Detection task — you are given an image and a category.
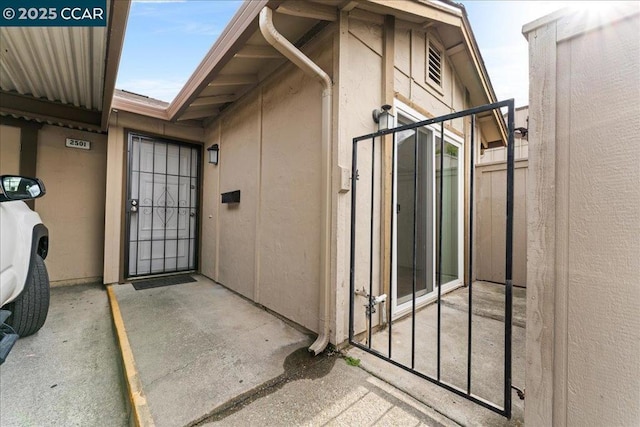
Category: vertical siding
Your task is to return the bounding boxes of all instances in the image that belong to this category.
[561,16,640,426]
[217,92,260,300]
[344,23,384,336]
[526,10,640,426]
[200,37,331,333]
[475,160,527,287]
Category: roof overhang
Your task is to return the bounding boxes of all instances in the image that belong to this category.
[113,0,506,144]
[0,0,130,132]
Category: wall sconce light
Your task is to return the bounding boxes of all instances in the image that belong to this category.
[372,104,394,131]
[207,144,219,165]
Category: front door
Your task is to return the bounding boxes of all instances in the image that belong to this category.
[126,133,199,277]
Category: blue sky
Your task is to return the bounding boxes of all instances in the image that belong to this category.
[115,1,584,106]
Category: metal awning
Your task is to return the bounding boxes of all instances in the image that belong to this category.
[0,0,130,131]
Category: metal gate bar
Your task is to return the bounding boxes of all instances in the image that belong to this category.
[349,99,515,418]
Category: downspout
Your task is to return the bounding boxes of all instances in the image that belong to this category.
[259,7,332,355]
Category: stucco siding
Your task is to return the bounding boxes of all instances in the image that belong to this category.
[36,125,107,283]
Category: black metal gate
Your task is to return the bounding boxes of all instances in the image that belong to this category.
[125,133,200,278]
[349,100,515,417]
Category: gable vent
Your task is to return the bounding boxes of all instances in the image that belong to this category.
[428,43,442,87]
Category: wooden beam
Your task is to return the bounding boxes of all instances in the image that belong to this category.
[365,0,461,27]
[339,1,359,12]
[234,45,282,59]
[0,91,102,130]
[0,115,42,129]
[446,42,465,56]
[190,94,237,107]
[207,74,259,87]
[276,1,338,21]
[178,106,219,121]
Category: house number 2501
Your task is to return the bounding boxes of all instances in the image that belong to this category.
[65,138,91,150]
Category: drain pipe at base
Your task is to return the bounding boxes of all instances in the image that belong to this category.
[259,7,333,356]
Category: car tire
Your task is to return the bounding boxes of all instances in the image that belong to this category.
[6,255,50,337]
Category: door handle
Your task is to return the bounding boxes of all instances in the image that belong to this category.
[129,199,138,213]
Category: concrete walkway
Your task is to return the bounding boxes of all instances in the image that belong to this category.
[0,283,128,426]
[111,276,311,427]
[113,276,525,427]
[1,276,525,426]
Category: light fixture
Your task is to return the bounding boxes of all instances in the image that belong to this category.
[372,104,394,131]
[207,144,219,165]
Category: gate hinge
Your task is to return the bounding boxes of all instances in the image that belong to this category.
[512,385,525,400]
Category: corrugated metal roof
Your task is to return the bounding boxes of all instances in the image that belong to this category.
[0,1,130,130]
[0,25,107,111]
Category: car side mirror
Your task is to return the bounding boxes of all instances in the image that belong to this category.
[0,175,46,201]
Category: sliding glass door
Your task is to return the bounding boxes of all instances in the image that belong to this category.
[392,104,463,316]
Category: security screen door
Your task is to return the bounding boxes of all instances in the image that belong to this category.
[126,133,199,277]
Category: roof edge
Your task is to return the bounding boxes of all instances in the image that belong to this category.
[101,0,131,130]
[167,0,271,121]
[112,94,169,121]
[457,5,508,142]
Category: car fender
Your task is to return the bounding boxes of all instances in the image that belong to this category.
[0,201,47,307]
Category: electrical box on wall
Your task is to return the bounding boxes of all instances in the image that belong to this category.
[339,166,351,193]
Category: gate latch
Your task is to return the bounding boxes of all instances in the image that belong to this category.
[355,288,387,317]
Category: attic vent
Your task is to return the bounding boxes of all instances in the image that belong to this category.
[427,42,442,87]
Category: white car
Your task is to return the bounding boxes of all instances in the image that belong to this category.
[0,175,50,364]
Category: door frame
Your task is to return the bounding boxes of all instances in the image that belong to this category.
[391,100,465,318]
[123,131,202,279]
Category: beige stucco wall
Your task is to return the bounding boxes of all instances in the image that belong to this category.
[35,125,107,284]
[103,111,204,284]
[525,8,640,426]
[0,125,21,175]
[200,33,330,333]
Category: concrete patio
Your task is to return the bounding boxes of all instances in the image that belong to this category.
[1,276,525,426]
[349,281,526,426]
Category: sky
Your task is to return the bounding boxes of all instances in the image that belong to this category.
[115,1,609,107]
